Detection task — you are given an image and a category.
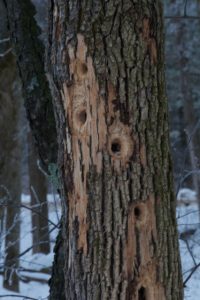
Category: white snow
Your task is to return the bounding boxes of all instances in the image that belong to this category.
[0,190,200,299]
[0,193,61,300]
[177,189,200,300]
[177,188,197,204]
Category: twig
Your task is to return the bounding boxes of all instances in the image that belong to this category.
[30,186,40,205]
[165,15,200,20]
[178,223,200,226]
[0,47,12,58]
[21,204,59,227]
[0,295,40,300]
[17,241,50,258]
[185,240,196,266]
[183,261,200,287]
[177,210,199,219]
[184,0,188,17]
[0,37,10,44]
[0,202,59,228]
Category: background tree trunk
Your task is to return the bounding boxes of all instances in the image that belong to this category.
[4,0,57,170]
[28,131,50,254]
[4,0,64,293]
[0,0,22,292]
[47,1,183,299]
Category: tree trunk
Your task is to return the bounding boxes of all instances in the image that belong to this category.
[0,1,21,292]
[4,0,57,171]
[1,53,21,293]
[48,221,65,300]
[28,131,50,254]
[47,1,183,299]
[4,0,63,292]
[178,21,200,215]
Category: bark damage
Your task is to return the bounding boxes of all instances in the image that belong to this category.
[47,1,183,299]
[125,195,165,299]
[61,34,165,299]
[62,34,133,256]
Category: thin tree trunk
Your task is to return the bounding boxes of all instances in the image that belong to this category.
[28,131,50,254]
[48,222,65,300]
[4,0,57,170]
[1,54,21,292]
[178,21,200,216]
[4,0,63,292]
[0,1,21,292]
[47,1,183,299]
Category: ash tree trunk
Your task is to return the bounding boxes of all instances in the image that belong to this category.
[47,0,183,299]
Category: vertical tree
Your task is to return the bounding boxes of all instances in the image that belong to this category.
[46,1,183,299]
[0,0,21,291]
[28,131,50,254]
[165,0,200,199]
[4,0,63,296]
[5,0,183,298]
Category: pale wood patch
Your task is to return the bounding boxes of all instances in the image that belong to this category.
[124,195,166,299]
[62,34,107,254]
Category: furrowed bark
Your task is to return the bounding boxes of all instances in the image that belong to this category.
[48,221,65,300]
[4,0,57,169]
[4,0,62,293]
[47,1,183,299]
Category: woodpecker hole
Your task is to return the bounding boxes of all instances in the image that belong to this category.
[77,110,87,125]
[134,206,141,219]
[134,204,147,224]
[111,139,121,154]
[81,63,88,74]
[138,286,146,300]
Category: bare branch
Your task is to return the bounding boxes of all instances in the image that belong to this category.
[0,202,59,228]
[184,0,188,17]
[183,262,200,287]
[165,15,200,20]
[0,295,46,300]
[177,210,199,219]
[0,47,12,58]
[0,37,10,44]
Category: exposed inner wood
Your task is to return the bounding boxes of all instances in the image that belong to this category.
[62,34,135,255]
[62,35,106,254]
[47,1,183,298]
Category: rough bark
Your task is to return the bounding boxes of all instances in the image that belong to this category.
[48,221,65,300]
[47,1,183,299]
[28,131,50,254]
[4,0,64,294]
[4,0,57,170]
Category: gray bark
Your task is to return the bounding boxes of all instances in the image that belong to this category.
[4,0,57,170]
[47,1,183,299]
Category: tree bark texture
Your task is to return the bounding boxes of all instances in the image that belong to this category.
[4,0,57,170]
[47,1,183,299]
[48,221,65,300]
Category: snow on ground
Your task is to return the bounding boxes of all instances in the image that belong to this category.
[0,189,200,299]
[177,188,200,300]
[0,193,61,300]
